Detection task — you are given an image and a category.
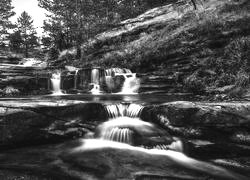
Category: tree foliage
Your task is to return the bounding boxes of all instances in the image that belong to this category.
[38,0,170,58]
[9,30,23,52]
[0,0,15,46]
[16,11,39,57]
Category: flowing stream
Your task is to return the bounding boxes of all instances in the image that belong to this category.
[1,67,249,179]
[0,100,249,180]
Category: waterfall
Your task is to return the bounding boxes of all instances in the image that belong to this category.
[104,68,140,94]
[91,68,100,85]
[90,83,101,95]
[105,103,144,118]
[74,69,79,89]
[50,72,63,95]
[97,116,154,145]
[118,73,140,94]
[90,68,102,94]
[102,127,133,144]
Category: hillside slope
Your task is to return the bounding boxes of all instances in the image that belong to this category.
[58,0,250,96]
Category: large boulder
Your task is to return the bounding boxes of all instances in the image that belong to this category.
[141,101,250,143]
[0,101,108,149]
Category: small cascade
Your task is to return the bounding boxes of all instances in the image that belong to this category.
[90,68,102,94]
[91,68,100,85]
[50,71,63,95]
[74,69,79,89]
[105,103,144,118]
[105,68,132,76]
[90,83,101,94]
[102,127,133,144]
[104,68,140,94]
[118,73,140,94]
[97,116,154,146]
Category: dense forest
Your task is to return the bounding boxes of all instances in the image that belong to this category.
[1,0,196,58]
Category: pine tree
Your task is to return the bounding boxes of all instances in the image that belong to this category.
[17,11,38,57]
[0,0,15,47]
[9,30,23,52]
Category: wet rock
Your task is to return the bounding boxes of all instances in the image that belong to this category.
[0,64,50,95]
[104,75,125,93]
[141,101,250,141]
[0,139,247,180]
[0,102,108,149]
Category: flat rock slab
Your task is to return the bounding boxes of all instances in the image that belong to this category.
[0,100,107,149]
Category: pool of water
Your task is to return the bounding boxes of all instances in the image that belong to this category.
[0,93,201,105]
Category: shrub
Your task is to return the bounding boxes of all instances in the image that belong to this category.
[46,47,59,61]
[235,71,249,87]
[224,36,250,72]
[215,73,235,87]
[184,72,205,94]
[2,86,20,96]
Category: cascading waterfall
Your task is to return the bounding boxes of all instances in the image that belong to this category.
[74,69,79,89]
[102,127,133,144]
[90,83,101,95]
[97,116,154,145]
[100,104,185,152]
[105,68,140,94]
[90,69,101,94]
[91,69,100,85]
[50,71,63,95]
[99,104,145,144]
[118,73,140,94]
[105,103,144,118]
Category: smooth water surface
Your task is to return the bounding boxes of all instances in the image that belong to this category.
[0,93,199,105]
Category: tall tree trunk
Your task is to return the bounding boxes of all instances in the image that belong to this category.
[25,43,28,58]
[190,0,197,10]
[75,0,81,59]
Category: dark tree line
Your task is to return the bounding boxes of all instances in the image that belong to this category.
[1,0,199,58]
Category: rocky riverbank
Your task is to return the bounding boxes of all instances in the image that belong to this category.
[0,100,250,179]
[1,100,250,148]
